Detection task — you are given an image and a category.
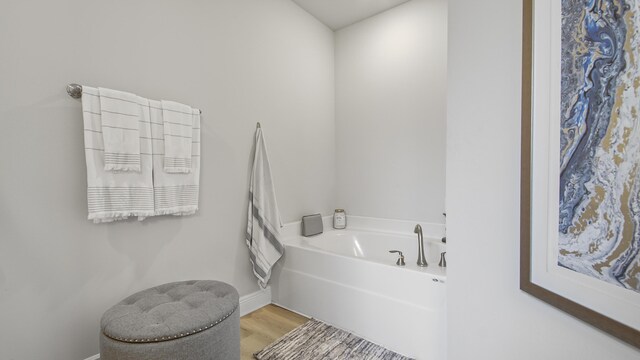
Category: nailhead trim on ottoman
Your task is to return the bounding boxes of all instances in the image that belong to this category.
[99,280,240,360]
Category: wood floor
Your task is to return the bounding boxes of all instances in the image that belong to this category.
[240,304,309,360]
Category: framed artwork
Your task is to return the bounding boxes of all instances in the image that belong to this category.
[521,0,640,348]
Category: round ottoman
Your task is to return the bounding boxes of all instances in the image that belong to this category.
[99,280,240,360]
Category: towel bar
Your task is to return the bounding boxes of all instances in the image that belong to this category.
[66,83,203,114]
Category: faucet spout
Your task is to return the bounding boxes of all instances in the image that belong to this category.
[414,224,428,267]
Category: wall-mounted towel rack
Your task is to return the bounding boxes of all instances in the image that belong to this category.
[66,83,203,114]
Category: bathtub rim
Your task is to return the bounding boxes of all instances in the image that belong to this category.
[281,215,445,239]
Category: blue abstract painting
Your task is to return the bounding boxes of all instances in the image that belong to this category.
[559,0,640,293]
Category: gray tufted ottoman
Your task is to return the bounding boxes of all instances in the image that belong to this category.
[100,280,240,360]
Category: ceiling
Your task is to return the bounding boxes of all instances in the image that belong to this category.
[292,0,411,30]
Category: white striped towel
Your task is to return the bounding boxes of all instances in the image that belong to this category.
[82,87,154,223]
[246,126,284,288]
[161,100,194,173]
[150,100,200,216]
[98,87,143,172]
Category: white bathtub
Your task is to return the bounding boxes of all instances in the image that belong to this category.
[271,221,447,360]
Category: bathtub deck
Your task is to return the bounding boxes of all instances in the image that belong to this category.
[240,304,309,360]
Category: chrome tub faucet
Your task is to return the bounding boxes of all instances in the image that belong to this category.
[414,224,428,267]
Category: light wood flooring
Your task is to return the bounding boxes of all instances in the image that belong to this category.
[240,304,309,360]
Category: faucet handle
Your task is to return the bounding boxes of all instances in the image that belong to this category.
[439,252,447,267]
[389,250,406,266]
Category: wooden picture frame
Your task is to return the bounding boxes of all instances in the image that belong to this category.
[520,0,640,349]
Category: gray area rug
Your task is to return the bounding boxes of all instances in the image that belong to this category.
[254,319,414,360]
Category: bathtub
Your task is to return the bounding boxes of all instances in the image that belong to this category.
[271,219,446,360]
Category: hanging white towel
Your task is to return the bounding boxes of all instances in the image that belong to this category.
[82,87,154,223]
[98,87,142,172]
[246,126,284,288]
[150,100,200,216]
[161,100,194,173]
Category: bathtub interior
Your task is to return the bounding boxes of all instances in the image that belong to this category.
[284,229,447,271]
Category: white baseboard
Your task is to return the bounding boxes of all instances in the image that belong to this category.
[239,286,272,316]
[271,300,310,319]
[83,287,271,360]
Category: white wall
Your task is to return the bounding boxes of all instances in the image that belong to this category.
[446,0,640,359]
[335,0,447,224]
[0,0,334,359]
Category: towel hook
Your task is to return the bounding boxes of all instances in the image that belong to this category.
[256,122,261,129]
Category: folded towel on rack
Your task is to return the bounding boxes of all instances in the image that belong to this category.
[161,100,194,174]
[98,87,143,172]
[246,126,284,288]
[82,87,155,223]
[150,100,200,216]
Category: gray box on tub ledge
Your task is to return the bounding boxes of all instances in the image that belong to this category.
[301,213,323,237]
[99,280,240,360]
